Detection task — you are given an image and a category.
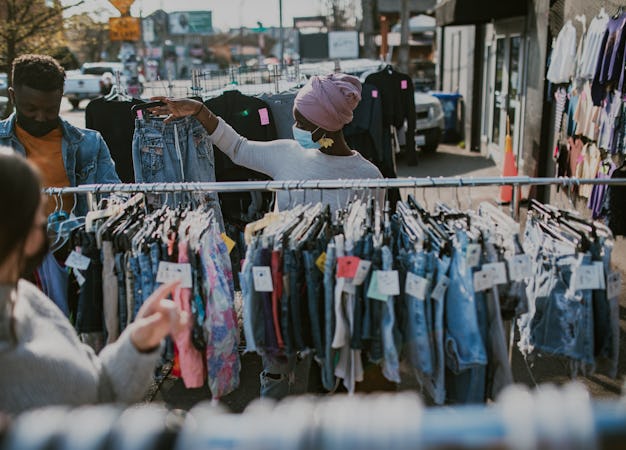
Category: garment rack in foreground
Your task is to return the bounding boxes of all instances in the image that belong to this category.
[43,176,626,196]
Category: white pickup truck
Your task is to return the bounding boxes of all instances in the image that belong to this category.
[64,62,124,109]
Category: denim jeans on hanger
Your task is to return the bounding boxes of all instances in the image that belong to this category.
[322,242,338,391]
[380,245,401,383]
[367,247,384,364]
[132,116,223,230]
[483,241,513,400]
[529,252,596,371]
[128,255,143,319]
[74,231,104,335]
[398,248,434,377]
[138,251,155,302]
[302,250,325,358]
[590,239,618,378]
[351,235,373,351]
[444,232,488,372]
[428,254,451,405]
[114,252,128,333]
[444,231,488,405]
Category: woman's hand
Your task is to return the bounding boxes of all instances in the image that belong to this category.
[148,97,204,123]
[130,280,188,353]
[148,96,219,133]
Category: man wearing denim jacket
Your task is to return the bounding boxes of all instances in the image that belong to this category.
[0,55,120,216]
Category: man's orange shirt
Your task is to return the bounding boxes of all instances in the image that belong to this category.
[15,124,74,215]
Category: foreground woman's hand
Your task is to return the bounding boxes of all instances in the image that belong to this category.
[130,280,188,352]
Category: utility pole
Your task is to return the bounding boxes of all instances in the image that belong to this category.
[279,0,284,71]
[398,0,410,74]
[361,0,376,59]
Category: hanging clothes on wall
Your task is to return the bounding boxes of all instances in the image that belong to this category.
[547,20,577,84]
[592,10,626,104]
[85,97,144,183]
[577,10,610,80]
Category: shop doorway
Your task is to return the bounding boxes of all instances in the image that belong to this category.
[482,31,525,163]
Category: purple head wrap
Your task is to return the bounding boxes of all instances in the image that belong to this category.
[294,73,362,131]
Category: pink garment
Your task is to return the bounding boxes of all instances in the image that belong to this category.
[173,240,206,388]
[294,73,362,131]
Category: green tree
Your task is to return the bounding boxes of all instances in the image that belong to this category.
[324,0,357,31]
[0,0,83,117]
[64,11,117,65]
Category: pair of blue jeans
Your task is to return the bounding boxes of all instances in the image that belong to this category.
[132,116,223,229]
[444,232,488,404]
[529,253,595,370]
[397,248,435,377]
[322,243,338,391]
[73,231,104,334]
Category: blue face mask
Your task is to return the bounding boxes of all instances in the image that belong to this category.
[292,125,320,149]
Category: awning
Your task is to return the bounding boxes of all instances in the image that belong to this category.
[435,0,527,26]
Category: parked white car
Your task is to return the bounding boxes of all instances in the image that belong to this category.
[414,91,444,153]
[397,92,445,153]
[64,62,124,109]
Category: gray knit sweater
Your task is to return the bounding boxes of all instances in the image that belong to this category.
[0,280,160,415]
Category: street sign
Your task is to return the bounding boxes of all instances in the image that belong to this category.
[109,0,134,15]
[109,17,141,41]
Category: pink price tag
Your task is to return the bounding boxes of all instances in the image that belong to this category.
[401,79,408,90]
[336,256,361,278]
[258,108,270,125]
[372,89,379,98]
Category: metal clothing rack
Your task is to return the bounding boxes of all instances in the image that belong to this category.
[43,175,626,195]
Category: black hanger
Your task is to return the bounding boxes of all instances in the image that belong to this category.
[131,100,166,112]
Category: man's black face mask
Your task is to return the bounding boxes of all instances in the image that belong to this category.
[16,109,59,137]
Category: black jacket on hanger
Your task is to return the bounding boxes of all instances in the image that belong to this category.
[344,83,384,166]
[85,97,144,183]
[205,90,278,223]
[365,67,417,165]
[205,90,278,180]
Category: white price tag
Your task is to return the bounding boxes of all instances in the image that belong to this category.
[65,250,91,271]
[607,271,622,299]
[473,270,493,292]
[73,268,86,287]
[405,272,429,301]
[252,266,274,292]
[377,270,400,296]
[156,262,193,288]
[572,265,602,291]
[593,262,606,290]
[466,244,481,268]
[431,275,450,302]
[507,254,532,281]
[352,260,372,286]
[482,262,508,285]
